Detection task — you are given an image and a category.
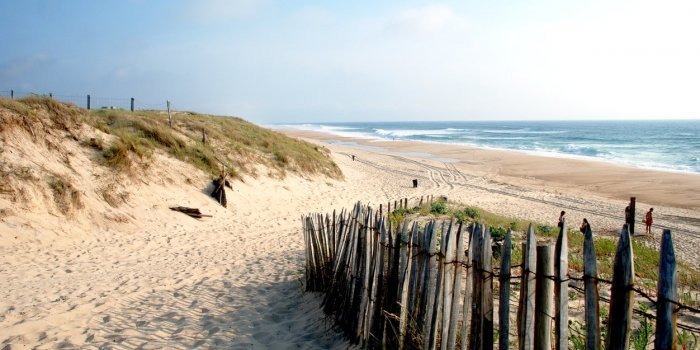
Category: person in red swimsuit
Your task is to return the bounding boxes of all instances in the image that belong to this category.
[645,208,653,235]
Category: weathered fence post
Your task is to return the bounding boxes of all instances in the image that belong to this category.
[167,100,172,128]
[481,226,494,350]
[554,219,568,350]
[606,224,635,349]
[87,94,91,110]
[655,229,677,350]
[460,224,477,350]
[629,197,636,236]
[422,222,439,349]
[440,221,458,350]
[446,222,465,350]
[518,224,537,350]
[130,97,135,111]
[499,228,512,350]
[469,224,484,349]
[534,244,554,350]
[583,225,600,350]
[10,90,14,99]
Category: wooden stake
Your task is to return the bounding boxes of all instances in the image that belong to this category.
[583,225,600,350]
[606,225,635,349]
[534,244,554,350]
[655,229,677,350]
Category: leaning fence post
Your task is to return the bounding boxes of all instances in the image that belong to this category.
[499,228,512,350]
[440,221,458,350]
[655,229,677,350]
[583,225,600,350]
[606,224,635,350]
[554,219,568,350]
[517,224,537,350]
[534,244,554,350]
[460,224,477,350]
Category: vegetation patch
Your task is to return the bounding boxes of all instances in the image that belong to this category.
[386,199,700,291]
[48,175,83,215]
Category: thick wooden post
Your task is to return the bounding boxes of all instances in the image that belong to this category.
[629,197,636,235]
[583,226,600,350]
[167,101,172,128]
[10,90,14,99]
[468,224,484,349]
[606,225,635,350]
[534,244,554,350]
[499,228,512,350]
[517,224,537,350]
[655,229,677,350]
[554,219,568,350]
[130,97,135,111]
[87,94,91,110]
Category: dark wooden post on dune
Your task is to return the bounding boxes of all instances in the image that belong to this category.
[130,97,135,112]
[10,90,14,99]
[534,244,554,350]
[583,225,600,350]
[655,229,677,349]
[606,225,635,349]
[167,101,172,128]
[629,197,636,235]
[87,94,91,110]
[499,228,512,350]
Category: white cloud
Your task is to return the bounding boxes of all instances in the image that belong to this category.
[386,4,467,35]
[0,54,51,79]
[185,0,264,22]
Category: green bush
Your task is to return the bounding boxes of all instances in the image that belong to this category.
[430,202,447,215]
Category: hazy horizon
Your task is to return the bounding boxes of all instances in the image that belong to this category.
[2,1,700,123]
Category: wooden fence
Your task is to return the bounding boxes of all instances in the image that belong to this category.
[302,201,686,350]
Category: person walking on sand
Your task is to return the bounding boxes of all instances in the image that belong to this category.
[645,208,654,235]
[558,211,566,229]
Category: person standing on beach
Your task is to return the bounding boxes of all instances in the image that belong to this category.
[558,211,566,229]
[645,208,654,234]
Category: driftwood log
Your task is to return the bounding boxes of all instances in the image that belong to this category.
[169,206,211,219]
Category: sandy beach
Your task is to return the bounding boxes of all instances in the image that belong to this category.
[2,127,700,348]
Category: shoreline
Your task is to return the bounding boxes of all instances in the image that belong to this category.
[274,124,700,176]
[279,128,700,210]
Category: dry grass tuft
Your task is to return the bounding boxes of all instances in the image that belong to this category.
[48,175,83,215]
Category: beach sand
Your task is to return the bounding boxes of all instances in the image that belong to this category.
[1,127,699,348]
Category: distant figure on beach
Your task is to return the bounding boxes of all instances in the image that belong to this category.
[352,155,355,161]
[644,208,654,234]
[580,218,589,233]
[558,211,566,228]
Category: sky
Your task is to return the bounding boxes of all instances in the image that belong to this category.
[1,0,700,123]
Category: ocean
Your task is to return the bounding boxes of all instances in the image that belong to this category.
[278,120,700,174]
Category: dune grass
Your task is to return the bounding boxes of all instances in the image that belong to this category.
[86,109,342,179]
[0,97,342,180]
